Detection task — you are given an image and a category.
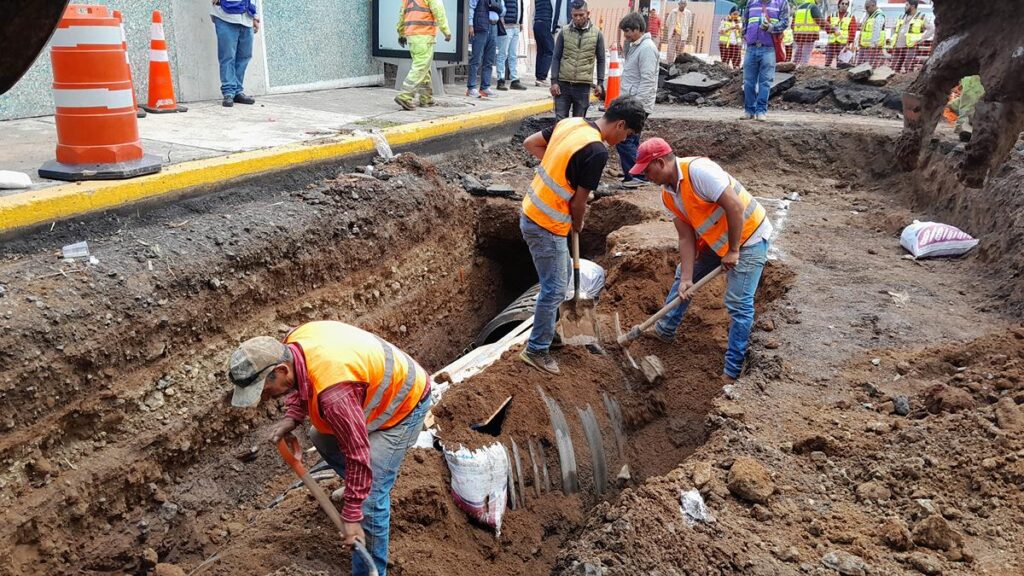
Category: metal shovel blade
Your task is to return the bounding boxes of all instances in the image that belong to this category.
[557,298,600,346]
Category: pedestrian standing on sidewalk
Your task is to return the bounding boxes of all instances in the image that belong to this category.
[551,1,606,120]
[823,0,857,68]
[395,0,451,110]
[888,0,932,74]
[630,138,773,384]
[856,0,886,68]
[792,0,831,66]
[616,12,658,188]
[496,0,527,91]
[518,96,646,374]
[718,8,743,69]
[534,0,555,86]
[664,1,694,63]
[741,0,790,121]
[467,0,504,99]
[647,8,662,51]
[211,0,260,108]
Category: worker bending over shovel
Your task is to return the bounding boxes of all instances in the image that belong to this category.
[227,321,430,576]
[630,138,773,382]
[519,95,647,375]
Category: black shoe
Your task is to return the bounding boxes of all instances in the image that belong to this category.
[497,80,508,91]
[222,95,234,107]
[510,80,527,91]
[233,92,255,105]
[520,349,560,374]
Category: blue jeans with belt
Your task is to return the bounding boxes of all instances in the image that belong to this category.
[468,25,498,90]
[743,44,776,115]
[655,240,769,378]
[212,16,254,97]
[309,393,431,576]
[520,213,572,354]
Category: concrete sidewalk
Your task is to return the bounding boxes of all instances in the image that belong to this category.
[1,82,552,195]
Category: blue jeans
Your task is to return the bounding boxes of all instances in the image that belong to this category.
[655,240,769,378]
[309,393,431,576]
[468,25,498,90]
[496,26,520,81]
[533,21,555,81]
[742,45,776,115]
[212,16,254,98]
[520,214,572,354]
[616,133,645,181]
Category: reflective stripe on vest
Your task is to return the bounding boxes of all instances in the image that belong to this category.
[403,0,437,36]
[523,117,603,236]
[828,14,853,45]
[661,157,767,257]
[287,321,427,434]
[860,11,885,48]
[793,5,820,34]
[890,14,926,48]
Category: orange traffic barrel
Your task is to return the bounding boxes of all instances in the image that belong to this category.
[142,10,187,113]
[604,49,621,109]
[39,4,161,181]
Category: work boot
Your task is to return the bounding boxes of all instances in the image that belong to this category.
[739,113,752,120]
[510,79,527,90]
[620,178,642,189]
[649,327,675,344]
[419,97,436,107]
[754,113,767,122]
[535,79,549,87]
[394,95,416,111]
[222,95,234,107]
[520,349,560,375]
[483,87,497,97]
[497,79,507,91]
[233,92,255,105]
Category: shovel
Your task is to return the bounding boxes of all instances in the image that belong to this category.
[615,266,724,368]
[556,230,600,346]
[276,437,378,576]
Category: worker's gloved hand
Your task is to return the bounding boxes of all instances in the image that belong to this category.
[398,36,407,48]
[721,249,740,271]
[342,521,366,546]
[269,418,300,447]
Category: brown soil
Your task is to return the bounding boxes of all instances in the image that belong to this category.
[2,108,1023,576]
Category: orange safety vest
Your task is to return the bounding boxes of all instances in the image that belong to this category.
[403,0,437,36]
[523,117,603,236]
[661,157,766,256]
[286,321,427,434]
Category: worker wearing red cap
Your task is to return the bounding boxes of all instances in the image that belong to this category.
[630,138,773,382]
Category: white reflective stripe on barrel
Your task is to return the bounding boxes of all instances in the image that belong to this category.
[151,23,166,41]
[150,49,169,62]
[53,88,135,109]
[51,26,123,47]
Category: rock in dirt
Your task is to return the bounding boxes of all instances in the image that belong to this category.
[478,184,518,199]
[821,550,871,575]
[879,518,914,551]
[923,384,976,414]
[460,174,487,194]
[770,73,796,98]
[776,61,796,73]
[866,65,895,86]
[665,73,728,94]
[727,457,774,504]
[909,553,944,575]
[692,460,713,487]
[855,481,891,502]
[783,87,832,104]
[833,86,886,110]
[912,515,964,552]
[793,433,838,455]
[893,395,911,416]
[154,564,187,576]
[141,548,159,568]
[847,63,872,81]
[994,396,1024,431]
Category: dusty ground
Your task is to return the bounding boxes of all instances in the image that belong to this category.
[1,108,1022,576]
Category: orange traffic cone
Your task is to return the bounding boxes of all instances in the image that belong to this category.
[113,10,146,119]
[142,10,186,113]
[604,49,621,109]
[39,3,161,181]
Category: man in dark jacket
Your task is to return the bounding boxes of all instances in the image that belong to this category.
[550,1,605,119]
[468,0,503,98]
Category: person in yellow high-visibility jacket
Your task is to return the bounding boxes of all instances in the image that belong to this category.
[396,0,451,110]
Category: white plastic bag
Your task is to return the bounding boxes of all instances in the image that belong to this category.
[838,48,854,64]
[680,488,715,526]
[900,220,978,258]
[443,443,509,535]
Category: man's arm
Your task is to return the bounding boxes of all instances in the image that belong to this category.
[770,2,790,34]
[595,32,606,86]
[523,130,549,160]
[716,184,746,270]
[570,186,588,233]
[319,384,373,525]
[871,13,883,45]
[923,15,935,41]
[396,0,406,36]
[550,32,565,90]
[742,8,750,35]
[636,41,660,103]
[429,0,451,37]
[283,389,308,423]
[673,217,698,296]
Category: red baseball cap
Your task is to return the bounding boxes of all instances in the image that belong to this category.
[629,137,673,175]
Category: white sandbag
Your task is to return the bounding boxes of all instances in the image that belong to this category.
[0,170,32,190]
[900,220,978,258]
[443,443,509,535]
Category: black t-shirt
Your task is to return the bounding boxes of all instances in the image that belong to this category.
[540,120,609,192]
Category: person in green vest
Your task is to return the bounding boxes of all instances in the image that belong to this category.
[856,0,886,68]
[823,0,857,68]
[791,1,831,66]
[395,0,451,110]
[949,76,984,142]
[887,0,933,73]
[550,0,606,120]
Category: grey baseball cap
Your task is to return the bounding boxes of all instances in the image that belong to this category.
[227,336,289,408]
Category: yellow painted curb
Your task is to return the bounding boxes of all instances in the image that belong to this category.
[0,98,553,233]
